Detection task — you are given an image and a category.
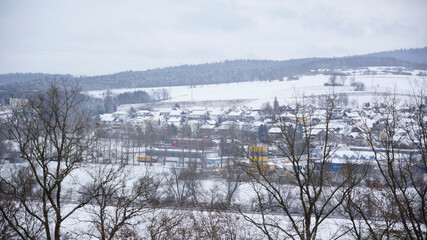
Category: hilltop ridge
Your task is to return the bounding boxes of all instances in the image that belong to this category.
[0,47,426,92]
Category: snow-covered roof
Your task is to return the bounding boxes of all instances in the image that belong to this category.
[311,128,324,135]
[206,120,216,125]
[127,117,146,124]
[228,110,243,117]
[252,121,265,127]
[217,124,231,130]
[100,114,115,122]
[200,124,215,130]
[221,120,238,126]
[268,127,281,134]
[113,111,128,116]
[168,116,181,121]
[169,110,183,116]
[344,112,360,118]
[312,109,327,117]
[349,132,360,138]
[210,111,224,116]
[136,110,151,116]
[247,111,259,117]
[190,110,207,116]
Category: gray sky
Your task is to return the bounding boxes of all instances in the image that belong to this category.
[1,0,426,76]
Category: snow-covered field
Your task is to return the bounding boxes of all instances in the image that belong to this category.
[1,162,357,239]
[64,204,354,239]
[85,67,427,109]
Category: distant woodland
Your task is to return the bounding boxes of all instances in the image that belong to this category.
[1,47,426,93]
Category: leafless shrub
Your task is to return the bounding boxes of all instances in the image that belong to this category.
[241,92,366,239]
[0,80,98,240]
[82,164,160,240]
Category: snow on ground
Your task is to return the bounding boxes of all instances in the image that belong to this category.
[85,69,426,110]
[63,202,355,239]
[3,161,410,239]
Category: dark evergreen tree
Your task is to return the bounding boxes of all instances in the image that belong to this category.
[257,124,268,141]
[273,96,280,113]
[129,107,137,118]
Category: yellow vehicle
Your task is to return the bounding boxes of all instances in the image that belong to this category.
[214,168,228,175]
[137,156,156,163]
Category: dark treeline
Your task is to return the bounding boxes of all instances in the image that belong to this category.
[0,88,152,115]
[0,47,426,92]
[365,47,427,65]
[115,90,151,105]
[102,90,152,113]
[55,56,427,91]
[0,73,74,85]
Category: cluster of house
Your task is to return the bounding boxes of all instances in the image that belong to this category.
[98,101,419,147]
[100,105,261,136]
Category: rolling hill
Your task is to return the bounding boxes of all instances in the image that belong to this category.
[0,47,426,93]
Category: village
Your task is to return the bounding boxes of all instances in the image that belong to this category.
[1,1,426,237]
[92,92,423,179]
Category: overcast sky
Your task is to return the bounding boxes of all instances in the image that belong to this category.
[0,0,426,76]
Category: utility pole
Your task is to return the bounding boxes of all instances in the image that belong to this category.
[191,85,194,101]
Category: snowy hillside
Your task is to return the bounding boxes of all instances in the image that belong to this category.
[86,67,427,109]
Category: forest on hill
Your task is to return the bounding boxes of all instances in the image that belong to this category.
[0,47,426,93]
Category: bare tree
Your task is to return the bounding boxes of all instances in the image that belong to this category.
[342,178,403,240]
[0,120,7,162]
[161,88,170,100]
[221,163,244,209]
[240,93,366,239]
[349,88,427,239]
[82,164,160,240]
[0,80,97,240]
[145,209,186,240]
[144,121,157,165]
[351,81,365,91]
[146,206,255,240]
[0,167,45,239]
[188,207,254,240]
[162,167,201,207]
